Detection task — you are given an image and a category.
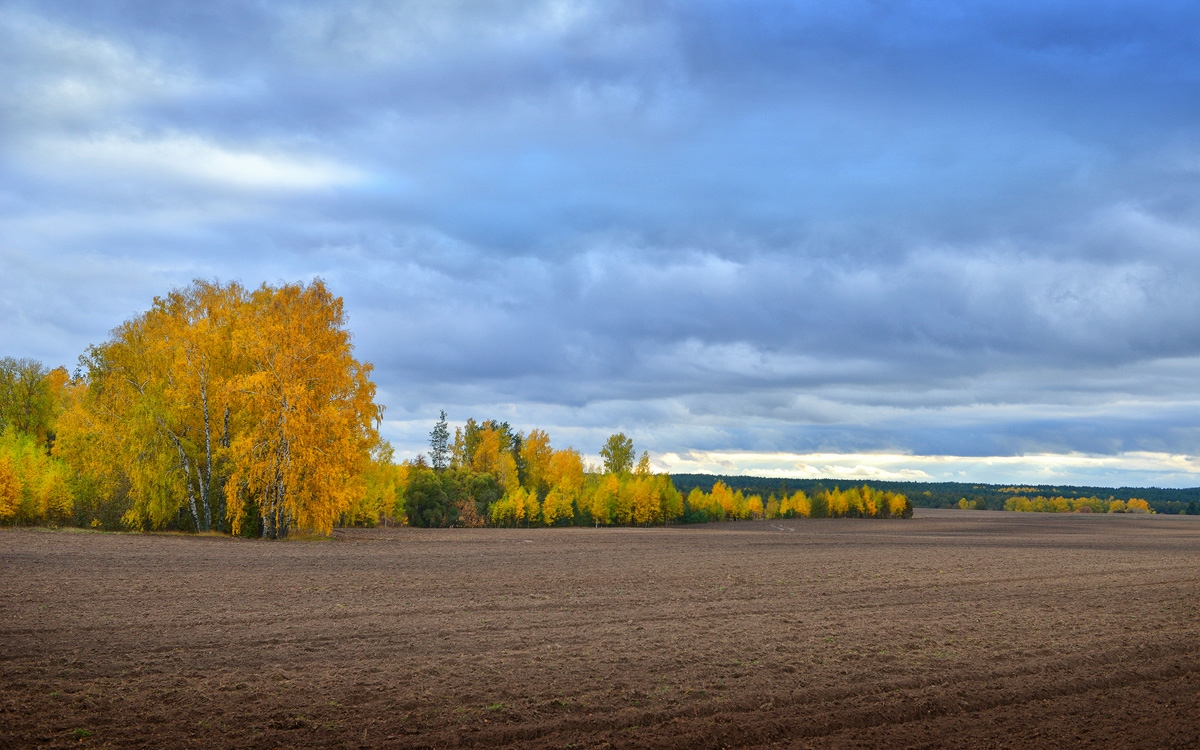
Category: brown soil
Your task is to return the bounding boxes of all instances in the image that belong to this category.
[2,509,1199,748]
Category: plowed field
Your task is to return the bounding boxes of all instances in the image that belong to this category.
[2,509,1199,748]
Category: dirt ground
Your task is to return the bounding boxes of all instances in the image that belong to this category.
[1,509,1198,749]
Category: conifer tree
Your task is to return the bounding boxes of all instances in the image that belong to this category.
[429,410,450,471]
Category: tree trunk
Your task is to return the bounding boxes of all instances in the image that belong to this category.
[167,429,203,531]
[199,379,213,532]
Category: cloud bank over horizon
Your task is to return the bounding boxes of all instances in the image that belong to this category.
[4,1,1200,486]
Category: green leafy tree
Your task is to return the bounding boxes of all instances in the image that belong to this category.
[465,470,503,522]
[404,467,459,527]
[0,358,69,449]
[600,433,634,475]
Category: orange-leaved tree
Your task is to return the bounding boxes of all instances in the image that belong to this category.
[225,280,380,538]
[57,278,381,537]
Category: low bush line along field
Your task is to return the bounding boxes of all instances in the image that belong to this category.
[1001,495,1152,513]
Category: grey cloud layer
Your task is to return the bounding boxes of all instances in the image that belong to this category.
[3,0,1199,475]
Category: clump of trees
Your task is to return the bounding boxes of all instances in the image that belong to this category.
[0,358,75,526]
[684,482,910,523]
[384,421,685,528]
[1003,495,1154,514]
[377,417,911,528]
[3,279,381,537]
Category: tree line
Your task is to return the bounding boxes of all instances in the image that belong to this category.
[344,415,911,528]
[1000,495,1153,514]
[1,279,912,536]
[338,418,687,528]
[672,475,1200,515]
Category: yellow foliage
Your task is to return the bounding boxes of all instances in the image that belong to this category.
[52,380,123,524]
[745,494,764,519]
[765,494,780,518]
[520,429,553,496]
[0,358,72,447]
[491,486,538,526]
[225,280,380,537]
[521,486,541,524]
[471,427,519,493]
[861,487,878,516]
[613,475,635,524]
[0,428,75,525]
[783,490,811,518]
[657,475,683,523]
[37,466,73,524]
[541,447,583,525]
[60,280,244,531]
[1126,498,1152,514]
[588,473,620,525]
[630,476,661,525]
[0,455,18,521]
[826,488,849,516]
[1006,495,1153,515]
[541,485,573,526]
[711,481,735,519]
[53,279,382,537]
[343,441,399,526]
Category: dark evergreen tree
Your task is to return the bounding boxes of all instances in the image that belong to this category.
[429,410,450,471]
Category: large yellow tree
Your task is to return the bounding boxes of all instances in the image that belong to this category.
[57,278,381,537]
[224,280,380,537]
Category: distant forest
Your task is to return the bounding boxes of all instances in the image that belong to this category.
[671,475,1200,516]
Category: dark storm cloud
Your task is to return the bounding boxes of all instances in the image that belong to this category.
[3,0,1200,481]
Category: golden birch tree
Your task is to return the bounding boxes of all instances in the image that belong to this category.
[520,428,553,497]
[470,426,519,493]
[657,475,683,523]
[541,447,583,525]
[225,280,380,537]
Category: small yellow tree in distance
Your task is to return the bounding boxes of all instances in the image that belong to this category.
[0,455,18,521]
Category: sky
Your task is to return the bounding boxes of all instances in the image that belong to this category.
[3,0,1200,487]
